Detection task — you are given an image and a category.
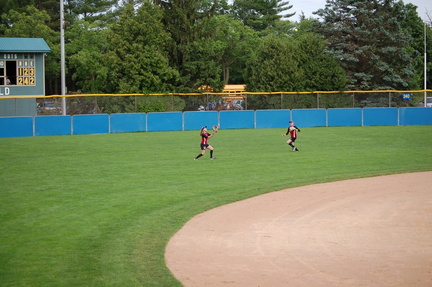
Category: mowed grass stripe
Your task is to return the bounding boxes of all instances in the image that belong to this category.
[0,126,431,286]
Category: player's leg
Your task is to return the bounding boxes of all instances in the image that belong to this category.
[208,145,215,159]
[287,139,295,150]
[195,145,206,160]
[291,138,299,151]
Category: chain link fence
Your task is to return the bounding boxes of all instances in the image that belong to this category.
[32,90,432,116]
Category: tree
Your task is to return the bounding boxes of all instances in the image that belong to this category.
[246,35,304,92]
[296,33,347,91]
[182,36,225,91]
[0,0,34,29]
[67,20,109,93]
[65,0,118,23]
[98,2,181,113]
[106,2,178,94]
[245,35,304,108]
[206,15,259,85]
[154,0,223,89]
[231,0,295,32]
[314,0,415,90]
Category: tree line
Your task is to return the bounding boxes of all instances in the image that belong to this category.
[1,0,431,112]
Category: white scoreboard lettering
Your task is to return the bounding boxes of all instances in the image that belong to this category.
[0,87,10,95]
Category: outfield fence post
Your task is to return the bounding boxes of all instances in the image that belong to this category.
[326,108,328,127]
[388,92,391,108]
[397,108,400,126]
[317,93,320,109]
[135,96,137,113]
[171,94,174,111]
[32,115,35,136]
[182,111,184,131]
[281,93,283,109]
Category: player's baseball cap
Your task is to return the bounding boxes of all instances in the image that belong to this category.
[289,120,294,123]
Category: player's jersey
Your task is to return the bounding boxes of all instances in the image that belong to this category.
[287,126,300,138]
[201,132,210,144]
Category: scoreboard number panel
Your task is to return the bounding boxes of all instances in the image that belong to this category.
[1,55,37,86]
[17,59,36,86]
[18,77,35,85]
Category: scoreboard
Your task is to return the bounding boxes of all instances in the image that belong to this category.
[0,38,51,117]
[0,52,47,96]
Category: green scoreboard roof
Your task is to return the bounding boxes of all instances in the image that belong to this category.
[0,38,51,53]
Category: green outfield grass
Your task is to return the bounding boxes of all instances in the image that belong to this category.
[1,126,431,286]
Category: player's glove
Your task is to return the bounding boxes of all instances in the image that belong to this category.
[212,125,219,133]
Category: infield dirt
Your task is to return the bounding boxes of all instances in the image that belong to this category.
[166,172,432,287]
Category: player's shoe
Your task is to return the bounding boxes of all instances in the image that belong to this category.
[295,148,299,151]
[194,158,199,160]
[210,157,216,160]
[292,146,296,151]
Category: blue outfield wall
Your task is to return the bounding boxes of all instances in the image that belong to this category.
[35,115,72,136]
[184,111,218,130]
[73,114,109,135]
[147,112,182,132]
[0,107,431,138]
[0,116,33,138]
[363,108,399,126]
[110,113,146,133]
[399,107,432,126]
[256,110,291,129]
[292,109,327,127]
[220,110,255,129]
[328,108,363,127]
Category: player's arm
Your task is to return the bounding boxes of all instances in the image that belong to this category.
[282,127,290,136]
[295,126,301,132]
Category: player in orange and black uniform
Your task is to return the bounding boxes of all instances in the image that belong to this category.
[282,120,300,151]
[194,126,216,160]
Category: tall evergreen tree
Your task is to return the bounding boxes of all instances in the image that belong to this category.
[154,0,224,89]
[67,20,109,93]
[246,35,303,91]
[65,0,118,23]
[296,33,347,91]
[314,0,414,90]
[34,0,60,30]
[105,2,178,94]
[231,0,294,32]
[0,0,33,28]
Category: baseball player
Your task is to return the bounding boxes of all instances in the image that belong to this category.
[194,126,217,160]
[282,120,300,151]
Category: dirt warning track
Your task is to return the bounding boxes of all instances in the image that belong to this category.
[165,172,432,287]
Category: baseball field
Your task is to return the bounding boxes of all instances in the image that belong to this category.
[1,125,431,286]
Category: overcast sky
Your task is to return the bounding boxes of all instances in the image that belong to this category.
[287,0,431,23]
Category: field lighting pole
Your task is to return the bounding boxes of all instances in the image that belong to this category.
[60,0,66,115]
